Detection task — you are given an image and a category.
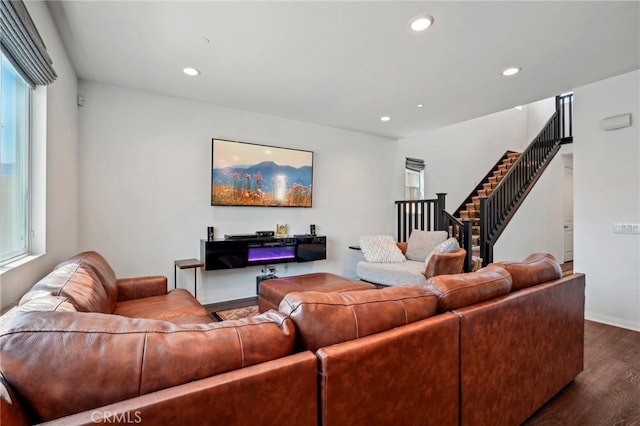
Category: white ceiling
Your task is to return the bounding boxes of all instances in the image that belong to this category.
[47,1,640,139]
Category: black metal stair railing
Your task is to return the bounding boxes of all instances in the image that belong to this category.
[477,94,573,265]
[558,92,574,144]
[452,150,519,218]
[395,194,446,242]
[395,194,475,272]
[478,111,562,265]
[441,210,474,272]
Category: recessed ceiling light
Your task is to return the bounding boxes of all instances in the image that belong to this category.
[183,67,200,76]
[380,116,391,122]
[501,67,521,77]
[410,15,434,32]
[417,103,424,108]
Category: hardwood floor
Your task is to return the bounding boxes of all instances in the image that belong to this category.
[524,320,640,425]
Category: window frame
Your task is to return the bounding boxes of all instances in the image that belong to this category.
[0,52,32,265]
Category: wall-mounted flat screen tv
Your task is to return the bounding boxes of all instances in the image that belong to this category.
[211,139,313,207]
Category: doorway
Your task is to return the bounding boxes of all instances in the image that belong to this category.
[563,154,574,262]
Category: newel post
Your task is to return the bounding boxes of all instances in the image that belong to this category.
[462,220,474,272]
[435,193,447,231]
[479,197,492,266]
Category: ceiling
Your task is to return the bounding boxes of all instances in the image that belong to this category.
[47,1,640,139]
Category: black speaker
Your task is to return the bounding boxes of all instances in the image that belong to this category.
[207,226,215,241]
[309,224,316,236]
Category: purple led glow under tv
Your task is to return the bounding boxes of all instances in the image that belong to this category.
[211,139,313,207]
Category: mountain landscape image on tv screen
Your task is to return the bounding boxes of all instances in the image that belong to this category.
[211,139,313,207]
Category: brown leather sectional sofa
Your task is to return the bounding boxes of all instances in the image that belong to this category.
[0,251,585,426]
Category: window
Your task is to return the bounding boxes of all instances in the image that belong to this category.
[0,53,31,263]
[0,0,57,265]
[405,169,424,200]
[405,157,425,200]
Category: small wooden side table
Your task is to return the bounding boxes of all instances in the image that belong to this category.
[174,258,204,299]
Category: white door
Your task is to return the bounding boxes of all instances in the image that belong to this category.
[563,164,574,262]
[564,222,574,262]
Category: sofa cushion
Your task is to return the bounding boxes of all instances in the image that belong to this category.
[424,265,512,313]
[14,296,76,313]
[0,296,77,335]
[405,230,448,261]
[494,253,562,291]
[356,259,427,286]
[279,285,437,352]
[113,289,213,325]
[0,310,295,423]
[425,237,460,267]
[57,251,119,312]
[19,263,111,314]
[358,235,405,263]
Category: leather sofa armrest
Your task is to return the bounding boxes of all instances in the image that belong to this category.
[424,248,466,279]
[116,276,167,301]
[396,242,408,254]
[1,373,31,426]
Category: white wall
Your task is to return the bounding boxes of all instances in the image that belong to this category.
[525,98,556,146]
[77,81,395,304]
[0,1,79,310]
[574,70,640,331]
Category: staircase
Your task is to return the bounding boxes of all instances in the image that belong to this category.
[457,94,573,268]
[456,151,521,223]
[396,94,573,272]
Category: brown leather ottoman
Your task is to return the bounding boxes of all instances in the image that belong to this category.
[258,272,376,313]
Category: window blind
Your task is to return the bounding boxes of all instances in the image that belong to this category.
[0,0,57,87]
[405,157,425,172]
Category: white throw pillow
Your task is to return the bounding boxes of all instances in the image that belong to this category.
[359,235,406,263]
[425,237,460,267]
[405,230,448,261]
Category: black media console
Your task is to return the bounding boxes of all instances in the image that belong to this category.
[200,235,326,270]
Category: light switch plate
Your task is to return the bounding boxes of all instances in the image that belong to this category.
[614,223,640,234]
